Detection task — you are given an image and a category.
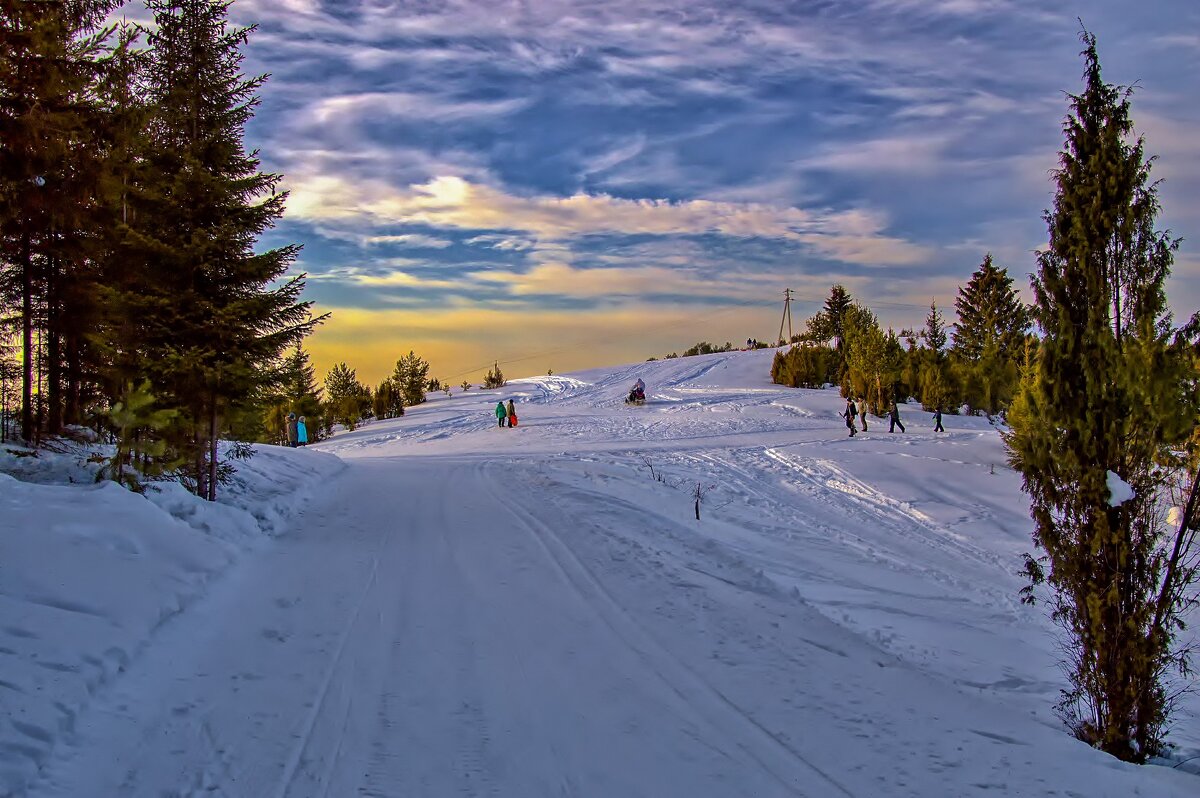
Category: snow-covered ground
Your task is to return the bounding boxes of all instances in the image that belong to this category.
[3,348,1197,797]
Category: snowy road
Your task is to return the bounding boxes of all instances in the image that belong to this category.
[27,459,852,797]
[12,349,1198,797]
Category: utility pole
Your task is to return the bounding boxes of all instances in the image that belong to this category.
[778,288,794,345]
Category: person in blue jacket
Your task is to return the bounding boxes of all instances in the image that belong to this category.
[297,415,309,446]
[496,401,508,427]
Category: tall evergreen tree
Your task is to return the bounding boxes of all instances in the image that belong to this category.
[843,305,902,415]
[1005,32,1197,761]
[0,1,120,440]
[805,284,854,351]
[924,300,947,356]
[917,301,951,411]
[391,350,430,407]
[283,341,319,403]
[952,255,1030,414]
[118,0,320,499]
[953,254,1030,361]
[324,362,360,405]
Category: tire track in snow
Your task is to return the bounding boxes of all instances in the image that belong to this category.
[486,472,857,798]
[269,530,386,798]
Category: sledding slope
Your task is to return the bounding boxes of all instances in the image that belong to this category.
[10,347,1198,797]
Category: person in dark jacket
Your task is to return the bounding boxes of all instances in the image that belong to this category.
[933,408,944,433]
[506,399,517,427]
[286,413,299,447]
[889,402,905,433]
[842,399,858,437]
[496,401,508,427]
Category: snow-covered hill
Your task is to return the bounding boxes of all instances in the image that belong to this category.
[3,348,1197,797]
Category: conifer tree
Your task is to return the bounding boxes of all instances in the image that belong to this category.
[952,254,1029,414]
[843,305,903,414]
[391,350,430,406]
[118,0,321,499]
[324,362,360,405]
[0,1,121,440]
[953,254,1028,360]
[919,300,951,411]
[1005,32,1197,761]
[483,361,506,389]
[282,342,319,403]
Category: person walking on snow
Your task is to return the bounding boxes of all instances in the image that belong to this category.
[297,415,308,446]
[933,408,944,433]
[495,401,508,427]
[286,412,298,447]
[842,399,858,437]
[506,399,518,428]
[858,398,868,432]
[889,401,905,433]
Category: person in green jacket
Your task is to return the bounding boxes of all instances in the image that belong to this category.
[496,400,508,427]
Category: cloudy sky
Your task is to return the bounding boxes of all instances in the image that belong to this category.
[120,0,1200,385]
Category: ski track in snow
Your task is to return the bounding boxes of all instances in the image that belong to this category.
[10,349,1199,797]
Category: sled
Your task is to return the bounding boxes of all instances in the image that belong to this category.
[624,396,646,406]
[510,416,519,427]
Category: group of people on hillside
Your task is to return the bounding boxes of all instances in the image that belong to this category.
[285,413,309,447]
[841,398,943,437]
[495,399,518,427]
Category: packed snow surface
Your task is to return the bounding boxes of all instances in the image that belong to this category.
[3,349,1197,797]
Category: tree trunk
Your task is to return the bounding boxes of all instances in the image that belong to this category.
[21,231,34,443]
[47,262,61,434]
[194,427,208,500]
[66,330,81,425]
[207,398,218,502]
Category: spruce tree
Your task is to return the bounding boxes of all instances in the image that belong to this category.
[0,1,121,440]
[118,0,321,499]
[1005,32,1196,761]
[282,342,319,403]
[953,254,1029,361]
[918,300,951,411]
[952,255,1030,414]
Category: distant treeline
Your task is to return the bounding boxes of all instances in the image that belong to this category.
[772,256,1029,417]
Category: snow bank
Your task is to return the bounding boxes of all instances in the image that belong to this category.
[0,442,343,795]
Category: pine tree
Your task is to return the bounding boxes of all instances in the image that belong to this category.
[483,361,506,389]
[372,379,404,420]
[98,380,179,490]
[117,0,322,499]
[843,305,903,415]
[953,254,1029,361]
[0,1,121,441]
[918,300,952,411]
[952,255,1030,414]
[1004,32,1197,761]
[282,342,319,403]
[324,362,360,405]
[391,350,430,406]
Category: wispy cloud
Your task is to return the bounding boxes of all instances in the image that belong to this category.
[363,234,454,249]
[286,175,930,266]
[162,0,1200,378]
